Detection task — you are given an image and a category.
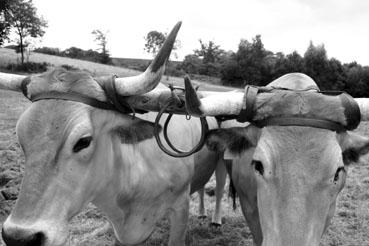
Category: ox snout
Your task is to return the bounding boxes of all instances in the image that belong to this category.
[1,218,68,246]
[2,226,46,246]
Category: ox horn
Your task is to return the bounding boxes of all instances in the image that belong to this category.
[113,21,182,96]
[0,73,27,92]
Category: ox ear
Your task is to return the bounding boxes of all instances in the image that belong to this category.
[337,131,369,165]
[113,118,161,144]
[206,125,260,159]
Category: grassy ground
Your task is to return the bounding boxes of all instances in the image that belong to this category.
[0,50,369,245]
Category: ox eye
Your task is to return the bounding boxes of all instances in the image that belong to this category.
[252,160,264,175]
[333,166,346,182]
[73,136,92,153]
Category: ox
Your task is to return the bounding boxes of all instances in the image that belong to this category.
[0,22,226,246]
[183,74,369,246]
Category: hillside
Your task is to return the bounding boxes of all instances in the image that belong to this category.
[0,48,230,92]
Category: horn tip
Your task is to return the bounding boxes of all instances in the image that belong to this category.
[184,76,203,116]
[174,21,182,30]
[149,22,182,73]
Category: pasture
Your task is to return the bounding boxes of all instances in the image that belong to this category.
[0,49,369,245]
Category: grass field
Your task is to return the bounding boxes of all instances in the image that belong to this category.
[0,49,369,245]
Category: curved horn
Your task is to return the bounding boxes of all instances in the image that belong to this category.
[0,72,27,92]
[114,21,182,96]
[184,76,244,116]
[354,98,369,121]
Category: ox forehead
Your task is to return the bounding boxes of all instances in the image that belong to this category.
[21,68,106,100]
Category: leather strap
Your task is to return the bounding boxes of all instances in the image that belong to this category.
[237,85,259,123]
[31,91,116,111]
[102,75,135,114]
[254,117,346,132]
[25,76,143,114]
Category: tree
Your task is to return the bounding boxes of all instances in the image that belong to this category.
[271,51,304,80]
[91,29,110,64]
[235,35,273,86]
[6,0,47,64]
[144,30,166,57]
[285,51,304,72]
[182,54,202,74]
[0,0,10,45]
[144,29,181,79]
[303,41,331,88]
[194,40,225,64]
[219,51,244,86]
[144,30,180,59]
[189,40,225,76]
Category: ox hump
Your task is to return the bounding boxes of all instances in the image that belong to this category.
[268,73,319,91]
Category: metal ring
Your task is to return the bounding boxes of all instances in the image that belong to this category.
[163,113,184,153]
[154,99,209,158]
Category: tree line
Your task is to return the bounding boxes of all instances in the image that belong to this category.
[180,36,369,97]
[33,46,111,64]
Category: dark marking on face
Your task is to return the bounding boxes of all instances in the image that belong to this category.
[205,128,253,155]
[342,149,359,165]
[333,166,345,182]
[113,119,162,144]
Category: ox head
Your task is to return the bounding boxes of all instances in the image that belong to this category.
[0,22,181,246]
[184,74,369,246]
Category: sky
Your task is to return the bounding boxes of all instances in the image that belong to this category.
[30,0,369,65]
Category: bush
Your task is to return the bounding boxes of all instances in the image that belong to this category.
[62,47,111,64]
[6,62,49,73]
[34,46,62,56]
[136,62,149,72]
[182,54,202,74]
[164,65,185,77]
[60,64,80,71]
[34,46,111,64]
[3,45,18,50]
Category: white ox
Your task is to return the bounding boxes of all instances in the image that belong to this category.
[0,22,226,246]
[183,74,369,246]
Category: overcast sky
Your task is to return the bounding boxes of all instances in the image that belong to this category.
[32,0,369,65]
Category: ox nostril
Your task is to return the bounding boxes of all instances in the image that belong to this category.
[2,227,46,246]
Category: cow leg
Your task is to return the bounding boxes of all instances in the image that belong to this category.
[211,159,227,227]
[198,188,207,219]
[168,191,190,246]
